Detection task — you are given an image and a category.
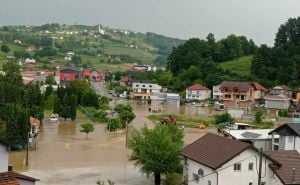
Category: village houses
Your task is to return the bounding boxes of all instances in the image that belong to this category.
[186,84,211,101]
[132,80,162,99]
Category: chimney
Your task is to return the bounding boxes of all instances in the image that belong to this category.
[8,164,13,171]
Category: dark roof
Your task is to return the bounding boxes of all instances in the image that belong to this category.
[187,84,209,91]
[269,123,300,137]
[265,150,300,185]
[0,172,19,185]
[180,133,252,169]
[132,79,152,84]
[220,81,253,92]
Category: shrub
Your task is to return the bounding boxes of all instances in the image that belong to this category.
[107,118,122,132]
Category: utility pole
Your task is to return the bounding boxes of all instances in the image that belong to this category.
[125,120,129,147]
[258,148,263,185]
[26,132,29,166]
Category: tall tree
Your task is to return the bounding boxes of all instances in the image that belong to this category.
[129,125,183,185]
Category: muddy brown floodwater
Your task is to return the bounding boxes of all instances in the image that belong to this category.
[9,100,215,185]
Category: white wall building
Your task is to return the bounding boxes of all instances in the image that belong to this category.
[269,123,300,152]
[181,133,300,185]
[186,84,211,101]
[132,81,162,99]
[212,84,222,100]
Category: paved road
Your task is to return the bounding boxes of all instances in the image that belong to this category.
[90,81,109,97]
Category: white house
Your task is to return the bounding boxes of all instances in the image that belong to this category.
[212,84,222,100]
[180,133,300,185]
[223,129,279,151]
[269,123,300,152]
[0,140,8,172]
[264,94,291,116]
[132,80,162,99]
[186,84,211,101]
[0,171,39,185]
[180,133,275,185]
[25,58,36,64]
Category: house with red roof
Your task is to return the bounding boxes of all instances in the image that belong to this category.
[82,70,91,79]
[0,171,39,185]
[186,84,211,101]
[120,76,132,86]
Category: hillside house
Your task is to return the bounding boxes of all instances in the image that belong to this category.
[181,133,275,185]
[213,81,268,109]
[60,67,81,84]
[132,80,162,99]
[120,76,132,86]
[269,123,300,152]
[186,84,211,101]
[265,85,292,116]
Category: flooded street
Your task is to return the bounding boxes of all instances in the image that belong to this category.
[9,100,213,185]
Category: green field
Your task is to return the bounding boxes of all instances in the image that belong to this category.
[220,55,253,77]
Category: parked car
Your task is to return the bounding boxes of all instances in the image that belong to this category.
[50,114,59,123]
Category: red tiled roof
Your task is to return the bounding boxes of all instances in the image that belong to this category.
[120,76,131,83]
[83,70,91,76]
[30,117,40,128]
[265,150,300,185]
[187,84,209,91]
[180,133,252,169]
[220,81,252,92]
[252,82,269,92]
[0,172,19,185]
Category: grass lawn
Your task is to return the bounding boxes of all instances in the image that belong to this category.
[147,114,216,128]
[220,55,253,77]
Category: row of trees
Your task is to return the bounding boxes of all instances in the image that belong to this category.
[0,61,44,145]
[251,17,300,88]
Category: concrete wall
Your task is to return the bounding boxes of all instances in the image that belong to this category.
[218,149,273,185]
[228,108,245,119]
[279,136,300,153]
[265,99,290,109]
[186,90,211,100]
[0,144,8,172]
[184,158,217,185]
[17,179,35,185]
[253,140,272,151]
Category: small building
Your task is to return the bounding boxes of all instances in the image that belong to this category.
[270,85,292,98]
[120,76,132,86]
[186,84,211,101]
[26,45,36,52]
[223,129,279,151]
[83,70,91,79]
[264,94,292,116]
[264,150,300,185]
[180,133,276,185]
[90,70,105,82]
[132,80,162,99]
[25,58,36,64]
[0,140,8,172]
[60,67,81,84]
[269,123,300,152]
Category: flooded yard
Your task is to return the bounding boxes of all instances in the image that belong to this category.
[9,100,213,185]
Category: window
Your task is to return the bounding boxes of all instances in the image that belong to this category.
[236,95,240,98]
[249,183,253,185]
[234,163,241,171]
[184,158,188,166]
[208,180,211,185]
[241,95,245,100]
[136,85,139,87]
[248,163,253,171]
[142,85,145,87]
[225,94,231,98]
[193,173,199,182]
[261,182,266,185]
[149,85,152,87]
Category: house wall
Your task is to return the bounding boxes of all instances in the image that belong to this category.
[186,90,211,100]
[271,174,284,185]
[132,83,162,93]
[253,140,272,151]
[184,149,274,185]
[218,149,273,185]
[279,135,300,152]
[17,179,35,185]
[184,158,217,185]
[265,99,290,109]
[212,85,222,100]
[0,144,8,172]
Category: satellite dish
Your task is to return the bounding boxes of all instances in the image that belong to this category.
[198,169,204,177]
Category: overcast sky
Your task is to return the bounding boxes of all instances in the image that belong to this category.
[1,0,300,45]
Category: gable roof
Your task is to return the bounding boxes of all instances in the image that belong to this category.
[180,133,252,169]
[264,94,291,100]
[12,172,39,182]
[187,84,209,91]
[265,150,300,185]
[220,81,253,92]
[120,76,131,83]
[274,85,292,91]
[251,82,269,93]
[0,172,19,185]
[269,123,300,137]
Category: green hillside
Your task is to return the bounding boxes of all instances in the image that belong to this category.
[0,24,184,71]
[220,55,253,77]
